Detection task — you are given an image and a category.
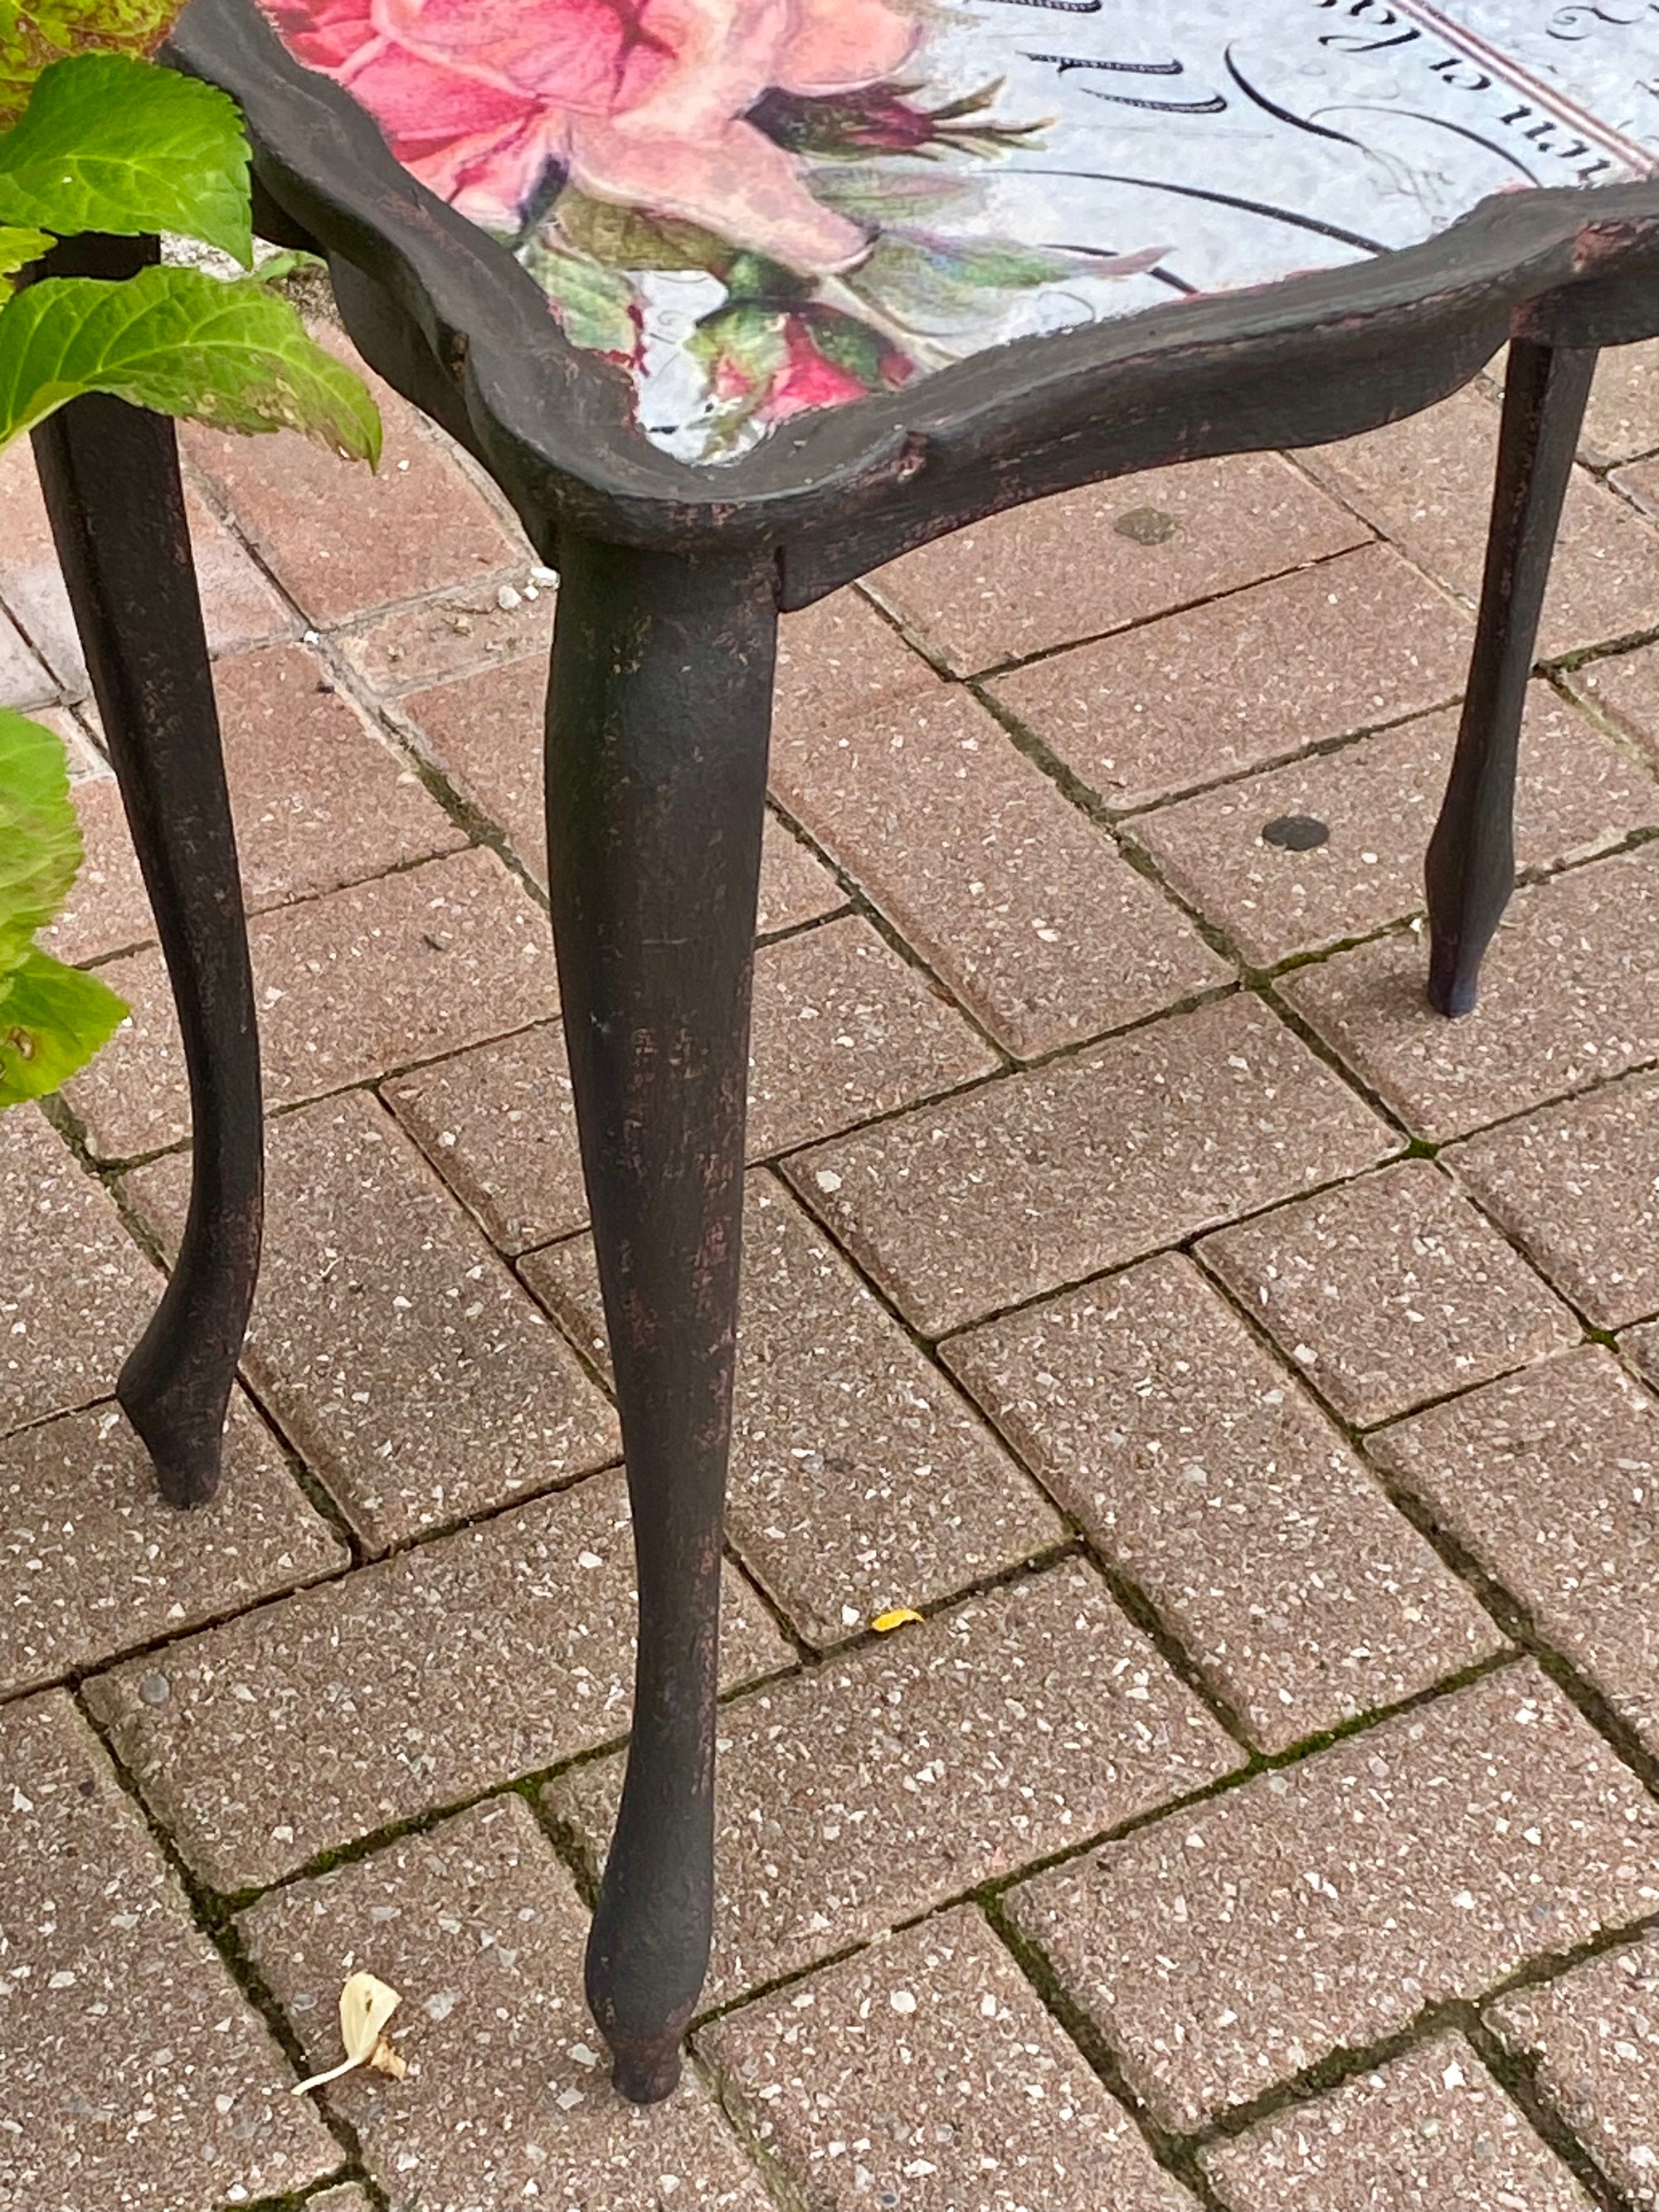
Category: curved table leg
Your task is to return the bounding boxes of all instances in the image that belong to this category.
[1424,336,1596,1017]
[543,535,776,2104]
[32,243,262,1509]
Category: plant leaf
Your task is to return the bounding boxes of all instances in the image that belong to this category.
[0,262,382,457]
[520,236,638,356]
[0,945,124,1105]
[0,705,81,980]
[292,1971,402,2095]
[555,188,734,275]
[0,219,48,293]
[0,0,186,130]
[0,54,251,261]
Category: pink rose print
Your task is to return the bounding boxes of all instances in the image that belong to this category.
[263,0,1163,457]
[265,0,918,271]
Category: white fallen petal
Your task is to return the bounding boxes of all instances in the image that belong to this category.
[292,1971,402,2094]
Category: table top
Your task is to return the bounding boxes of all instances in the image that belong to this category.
[254,0,1659,465]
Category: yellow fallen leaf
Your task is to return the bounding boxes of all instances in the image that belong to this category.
[871,1607,923,1632]
[292,1971,402,2094]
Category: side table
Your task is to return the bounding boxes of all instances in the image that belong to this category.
[32,0,1659,2103]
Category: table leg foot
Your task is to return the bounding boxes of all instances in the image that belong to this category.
[32,236,262,1509]
[543,533,776,2103]
[1424,334,1595,1018]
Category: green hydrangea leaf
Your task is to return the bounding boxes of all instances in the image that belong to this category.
[0,217,49,294]
[0,53,251,262]
[0,0,185,130]
[0,705,80,979]
[0,944,124,1105]
[0,262,382,456]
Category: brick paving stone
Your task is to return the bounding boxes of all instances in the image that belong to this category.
[125,1092,616,1551]
[1368,1347,1659,1759]
[1447,1068,1659,1328]
[1197,1159,1579,1427]
[39,702,105,780]
[986,545,1472,814]
[240,1794,773,2212]
[521,1174,1064,1648]
[1128,689,1656,970]
[47,644,465,968]
[85,1468,788,1893]
[1487,1931,1659,2209]
[0,597,56,707]
[1006,1664,1659,2132]
[387,916,992,1255]
[1281,847,1659,1142]
[0,1106,156,1435]
[1614,456,1659,530]
[43,777,156,967]
[1308,386,1659,658]
[1627,1320,1659,1388]
[0,442,289,694]
[544,1559,1242,2004]
[70,846,557,1160]
[0,1393,345,1697]
[333,566,556,695]
[757,818,845,934]
[745,915,998,1150]
[181,358,520,627]
[771,664,1228,1058]
[397,650,547,868]
[787,993,1395,1338]
[1569,641,1659,769]
[774,586,939,741]
[0,1690,338,2209]
[867,453,1368,675]
[941,1252,1499,1753]
[400,646,843,934]
[700,1904,1196,2212]
[304,2188,373,2212]
[1202,2033,1593,2211]
[1579,339,1659,468]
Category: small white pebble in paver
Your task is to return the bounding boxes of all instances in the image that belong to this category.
[0,1691,338,2210]
[1197,1158,1579,1427]
[1203,2034,1593,2210]
[302,2187,375,2212]
[545,1558,1243,2004]
[1006,1664,1659,2132]
[240,1795,771,2211]
[1488,1929,1659,2208]
[700,1906,1197,2212]
[1369,1347,1659,1761]
[942,1251,1500,1751]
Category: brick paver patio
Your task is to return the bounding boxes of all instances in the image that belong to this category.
[5,323,1659,2212]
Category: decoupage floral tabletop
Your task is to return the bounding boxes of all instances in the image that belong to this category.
[260,0,1659,461]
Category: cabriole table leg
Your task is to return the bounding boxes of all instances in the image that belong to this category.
[542,533,776,2104]
[32,236,262,1508]
[1424,334,1597,1017]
